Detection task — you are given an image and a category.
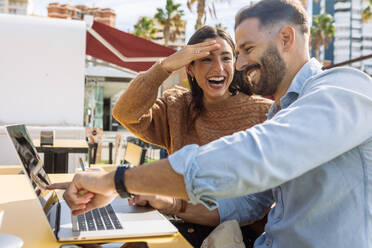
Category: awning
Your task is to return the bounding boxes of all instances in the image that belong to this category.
[86,20,176,72]
[85,64,137,79]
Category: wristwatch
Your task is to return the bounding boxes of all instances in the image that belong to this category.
[114,164,133,198]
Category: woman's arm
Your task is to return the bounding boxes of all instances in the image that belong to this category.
[177,203,220,226]
[112,41,220,149]
[112,63,173,147]
[129,194,220,226]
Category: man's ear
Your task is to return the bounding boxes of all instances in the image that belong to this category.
[277,25,295,52]
[186,64,194,77]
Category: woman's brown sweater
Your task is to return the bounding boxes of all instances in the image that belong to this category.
[112,62,273,155]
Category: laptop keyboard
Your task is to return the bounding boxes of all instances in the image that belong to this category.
[77,204,123,231]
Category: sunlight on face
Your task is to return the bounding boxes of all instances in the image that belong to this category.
[189,38,235,104]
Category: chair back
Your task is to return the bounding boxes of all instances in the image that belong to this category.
[123,142,146,166]
[113,133,123,165]
[86,127,103,163]
[88,142,98,165]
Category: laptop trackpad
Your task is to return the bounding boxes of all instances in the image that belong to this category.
[111,200,165,221]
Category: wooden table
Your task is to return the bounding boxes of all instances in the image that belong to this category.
[91,163,118,172]
[33,139,89,173]
[0,165,23,175]
[0,174,192,248]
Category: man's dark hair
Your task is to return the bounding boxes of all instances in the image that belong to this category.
[235,0,309,34]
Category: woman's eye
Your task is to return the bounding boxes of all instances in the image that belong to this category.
[223,56,232,61]
[201,58,211,62]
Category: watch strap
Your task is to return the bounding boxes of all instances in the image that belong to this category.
[114,164,133,198]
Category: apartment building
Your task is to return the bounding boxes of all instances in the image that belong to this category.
[0,0,32,15]
[312,0,372,73]
[47,3,116,27]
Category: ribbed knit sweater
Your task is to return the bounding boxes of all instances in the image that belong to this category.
[112,62,273,155]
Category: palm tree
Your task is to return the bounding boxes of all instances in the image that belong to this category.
[133,17,157,40]
[215,23,227,30]
[362,0,372,22]
[154,0,185,46]
[311,13,335,60]
[187,0,229,30]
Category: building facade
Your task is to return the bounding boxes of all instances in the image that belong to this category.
[47,3,116,27]
[0,0,32,15]
[312,0,372,73]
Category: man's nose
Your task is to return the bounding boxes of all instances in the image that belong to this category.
[235,54,247,71]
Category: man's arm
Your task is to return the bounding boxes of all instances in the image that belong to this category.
[61,159,187,215]
[125,159,188,199]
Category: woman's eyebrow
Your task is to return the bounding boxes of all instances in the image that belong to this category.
[212,51,233,56]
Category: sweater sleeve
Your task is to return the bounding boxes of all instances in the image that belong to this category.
[112,62,173,149]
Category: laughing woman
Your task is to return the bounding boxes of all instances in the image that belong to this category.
[112,26,272,247]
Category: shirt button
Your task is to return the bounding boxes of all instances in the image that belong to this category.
[277,214,281,219]
[266,241,271,246]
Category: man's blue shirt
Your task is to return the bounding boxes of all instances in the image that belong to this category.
[169,58,372,247]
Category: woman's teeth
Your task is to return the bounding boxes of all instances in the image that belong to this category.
[208,77,224,84]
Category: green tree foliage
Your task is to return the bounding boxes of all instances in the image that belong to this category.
[362,0,372,22]
[187,0,229,30]
[154,0,185,46]
[311,13,335,60]
[215,23,227,30]
[133,17,157,40]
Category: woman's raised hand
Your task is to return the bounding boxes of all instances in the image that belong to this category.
[160,40,220,73]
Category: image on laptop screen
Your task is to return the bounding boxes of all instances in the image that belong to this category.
[6,125,58,212]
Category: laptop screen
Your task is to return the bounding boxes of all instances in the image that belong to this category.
[6,124,60,214]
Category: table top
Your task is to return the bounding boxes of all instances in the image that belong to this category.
[91,163,118,172]
[0,174,192,248]
[33,139,89,153]
[0,165,23,175]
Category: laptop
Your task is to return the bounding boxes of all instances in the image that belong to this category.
[6,124,178,241]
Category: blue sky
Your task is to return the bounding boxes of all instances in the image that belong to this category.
[32,0,254,41]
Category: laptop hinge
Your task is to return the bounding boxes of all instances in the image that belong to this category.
[54,202,61,240]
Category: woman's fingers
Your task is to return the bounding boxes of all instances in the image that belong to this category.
[160,40,220,73]
[190,40,217,48]
[189,42,220,59]
[133,195,149,206]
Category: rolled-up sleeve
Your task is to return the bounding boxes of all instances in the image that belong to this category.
[217,190,274,224]
[169,69,372,208]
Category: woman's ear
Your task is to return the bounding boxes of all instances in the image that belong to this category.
[186,64,194,78]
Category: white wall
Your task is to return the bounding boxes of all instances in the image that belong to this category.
[0,14,86,126]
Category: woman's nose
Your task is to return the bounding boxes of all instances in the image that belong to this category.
[212,58,224,72]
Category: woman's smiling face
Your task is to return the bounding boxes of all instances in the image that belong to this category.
[188,37,235,103]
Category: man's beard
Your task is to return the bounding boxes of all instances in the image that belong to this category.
[244,45,286,96]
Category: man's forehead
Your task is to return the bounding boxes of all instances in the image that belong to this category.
[235,18,267,47]
[235,17,276,48]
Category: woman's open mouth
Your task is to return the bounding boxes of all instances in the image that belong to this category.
[207,76,226,89]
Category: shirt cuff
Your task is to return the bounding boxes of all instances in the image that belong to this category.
[217,198,240,223]
[168,144,219,210]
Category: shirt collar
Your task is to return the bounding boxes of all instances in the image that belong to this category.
[267,58,323,119]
